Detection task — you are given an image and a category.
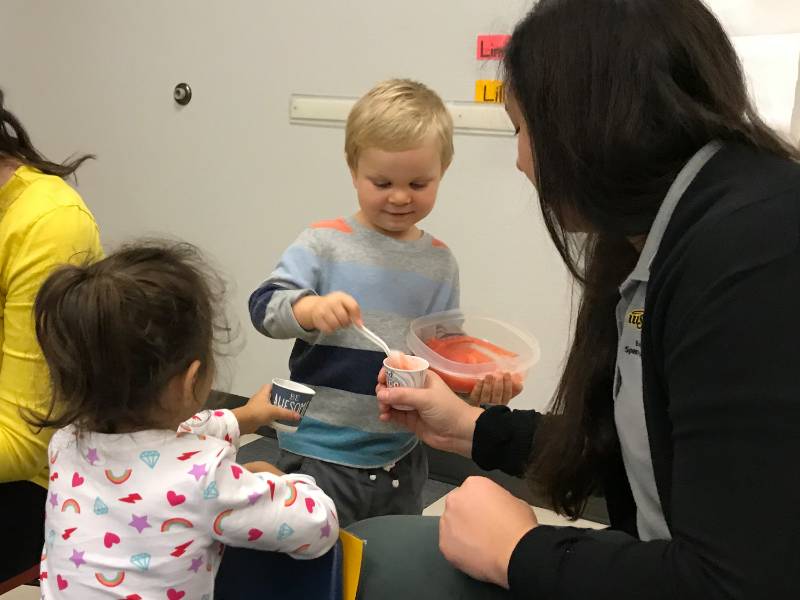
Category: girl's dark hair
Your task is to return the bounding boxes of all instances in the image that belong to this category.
[32,242,231,434]
[0,88,94,178]
[504,0,800,518]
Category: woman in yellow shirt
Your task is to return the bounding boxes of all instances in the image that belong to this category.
[0,89,102,583]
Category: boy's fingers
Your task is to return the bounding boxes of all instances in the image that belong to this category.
[347,301,363,324]
[321,313,339,332]
[331,304,351,327]
[337,298,360,326]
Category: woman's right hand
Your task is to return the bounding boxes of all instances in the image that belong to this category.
[377,370,484,458]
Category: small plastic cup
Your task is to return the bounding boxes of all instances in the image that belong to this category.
[383,354,429,411]
[270,378,315,432]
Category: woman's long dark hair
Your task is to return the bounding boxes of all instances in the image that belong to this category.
[0,88,93,178]
[505,0,800,518]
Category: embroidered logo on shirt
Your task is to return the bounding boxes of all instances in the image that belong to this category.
[627,309,644,330]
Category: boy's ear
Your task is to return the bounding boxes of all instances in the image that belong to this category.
[440,156,452,178]
[349,165,358,189]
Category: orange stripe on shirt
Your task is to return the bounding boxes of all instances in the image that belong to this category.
[311,218,352,233]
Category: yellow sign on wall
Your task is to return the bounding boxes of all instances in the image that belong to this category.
[475,80,504,103]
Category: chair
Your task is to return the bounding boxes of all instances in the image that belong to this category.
[215,538,343,600]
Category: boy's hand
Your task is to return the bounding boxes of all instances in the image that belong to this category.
[293,292,362,334]
[232,385,300,435]
[468,373,523,406]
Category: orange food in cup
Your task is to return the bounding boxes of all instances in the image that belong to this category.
[387,352,416,370]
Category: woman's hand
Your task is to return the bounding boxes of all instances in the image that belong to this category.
[469,372,524,406]
[439,477,538,589]
[377,370,484,457]
[232,385,300,435]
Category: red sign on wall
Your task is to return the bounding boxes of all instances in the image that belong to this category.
[476,35,511,60]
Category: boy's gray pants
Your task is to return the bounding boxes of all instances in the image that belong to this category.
[277,443,428,527]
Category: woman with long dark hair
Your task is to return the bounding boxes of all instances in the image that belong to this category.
[0,88,103,583]
[373,0,800,597]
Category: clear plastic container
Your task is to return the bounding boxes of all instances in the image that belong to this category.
[406,310,541,394]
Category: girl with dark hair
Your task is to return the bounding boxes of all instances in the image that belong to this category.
[372,0,800,597]
[35,242,338,599]
[0,88,104,582]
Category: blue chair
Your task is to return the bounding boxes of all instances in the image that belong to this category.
[215,539,343,600]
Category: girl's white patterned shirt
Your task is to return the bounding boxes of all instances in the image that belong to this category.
[40,409,338,599]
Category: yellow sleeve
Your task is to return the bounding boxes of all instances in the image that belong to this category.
[0,205,102,487]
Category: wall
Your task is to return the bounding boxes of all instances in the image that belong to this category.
[2,1,798,412]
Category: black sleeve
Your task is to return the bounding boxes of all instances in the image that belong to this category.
[505,198,800,599]
[471,405,540,477]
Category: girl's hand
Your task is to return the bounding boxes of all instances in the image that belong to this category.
[439,477,538,588]
[243,461,285,476]
[377,370,484,458]
[468,373,524,406]
[233,385,300,435]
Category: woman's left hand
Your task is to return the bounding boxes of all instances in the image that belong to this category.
[439,476,538,589]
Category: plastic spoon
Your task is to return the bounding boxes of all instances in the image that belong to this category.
[355,324,394,358]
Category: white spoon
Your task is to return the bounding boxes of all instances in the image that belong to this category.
[355,324,395,358]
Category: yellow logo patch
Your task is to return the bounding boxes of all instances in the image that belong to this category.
[627,309,644,330]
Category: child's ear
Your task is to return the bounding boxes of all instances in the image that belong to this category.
[349,165,358,189]
[181,360,203,405]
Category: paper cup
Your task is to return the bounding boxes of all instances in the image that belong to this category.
[383,355,429,411]
[270,378,315,432]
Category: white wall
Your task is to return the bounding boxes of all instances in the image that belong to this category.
[705,0,800,36]
[3,1,571,411]
[2,1,799,413]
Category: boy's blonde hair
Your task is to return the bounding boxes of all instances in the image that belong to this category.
[345,79,454,171]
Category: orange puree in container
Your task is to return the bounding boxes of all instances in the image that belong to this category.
[424,336,517,393]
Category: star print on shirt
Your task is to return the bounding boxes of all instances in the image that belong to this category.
[129,514,151,534]
[320,521,331,538]
[188,557,204,573]
[69,550,86,569]
[188,464,208,481]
